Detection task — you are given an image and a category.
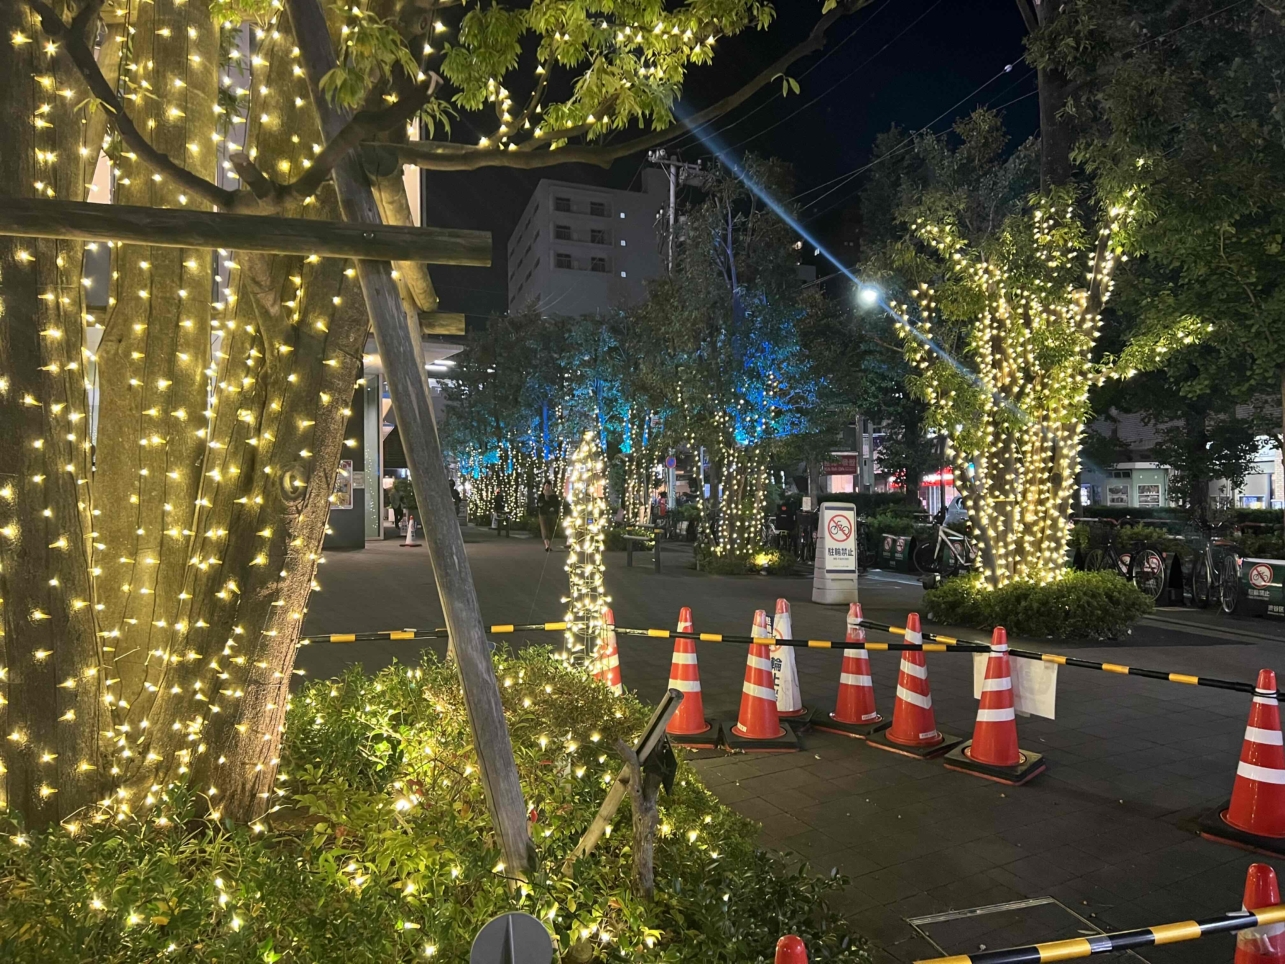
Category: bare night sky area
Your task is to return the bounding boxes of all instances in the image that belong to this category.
[423,0,1036,321]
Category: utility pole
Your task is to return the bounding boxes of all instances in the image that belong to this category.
[647,150,704,272]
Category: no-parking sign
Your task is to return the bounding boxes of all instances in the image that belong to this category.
[821,503,857,573]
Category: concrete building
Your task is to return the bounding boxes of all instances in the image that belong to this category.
[507,171,668,316]
[1078,409,1284,510]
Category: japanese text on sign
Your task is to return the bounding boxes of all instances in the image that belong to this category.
[821,504,857,573]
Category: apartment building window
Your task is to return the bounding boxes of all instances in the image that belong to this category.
[555,224,572,241]
[554,196,572,212]
[555,252,573,269]
[589,200,607,217]
[590,256,608,273]
[590,228,607,245]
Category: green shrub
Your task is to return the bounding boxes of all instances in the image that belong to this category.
[924,570,1155,639]
[1239,532,1285,559]
[0,649,869,963]
[863,511,918,537]
[813,492,907,516]
[694,546,796,575]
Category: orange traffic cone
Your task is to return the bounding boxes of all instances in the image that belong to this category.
[665,607,717,747]
[868,613,961,759]
[1201,670,1285,856]
[944,627,1046,785]
[771,599,810,723]
[775,935,808,964]
[1236,863,1285,964]
[815,603,883,738]
[590,608,623,696]
[720,610,797,752]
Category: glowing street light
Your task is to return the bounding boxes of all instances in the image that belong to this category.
[857,284,880,307]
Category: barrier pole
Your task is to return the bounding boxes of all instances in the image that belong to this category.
[914,904,1285,963]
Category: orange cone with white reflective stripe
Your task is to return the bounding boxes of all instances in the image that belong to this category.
[814,603,882,738]
[944,627,1045,784]
[1200,670,1285,854]
[665,607,716,746]
[969,627,1020,766]
[590,608,623,696]
[868,613,962,759]
[1236,863,1285,963]
[1227,670,1285,838]
[720,610,797,751]
[886,613,941,748]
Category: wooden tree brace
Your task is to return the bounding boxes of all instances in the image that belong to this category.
[562,688,683,876]
[0,197,490,266]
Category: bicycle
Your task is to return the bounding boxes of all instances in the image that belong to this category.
[1189,529,1239,610]
[913,524,978,578]
[1083,536,1166,602]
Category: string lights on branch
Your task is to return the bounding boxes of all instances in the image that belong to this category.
[561,431,608,667]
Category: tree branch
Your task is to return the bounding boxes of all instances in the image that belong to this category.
[388,0,874,171]
[283,72,442,199]
[27,0,238,210]
[1014,0,1039,34]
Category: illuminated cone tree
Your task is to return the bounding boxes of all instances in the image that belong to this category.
[562,431,609,666]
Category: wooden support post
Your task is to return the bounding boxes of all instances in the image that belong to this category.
[616,737,662,900]
[563,688,683,875]
[287,0,535,876]
[0,197,490,265]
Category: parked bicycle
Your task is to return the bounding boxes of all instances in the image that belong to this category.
[1083,535,1166,602]
[913,524,978,578]
[1189,529,1240,612]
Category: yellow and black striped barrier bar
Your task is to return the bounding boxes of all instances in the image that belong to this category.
[913,902,1285,962]
[304,617,1283,701]
[304,621,569,644]
[854,617,1285,701]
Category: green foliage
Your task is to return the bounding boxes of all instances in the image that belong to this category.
[924,570,1155,639]
[0,650,869,963]
[320,6,420,109]
[695,546,794,575]
[863,511,917,537]
[209,0,275,24]
[393,478,417,515]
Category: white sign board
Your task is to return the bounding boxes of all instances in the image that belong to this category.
[972,653,1058,720]
[821,503,857,573]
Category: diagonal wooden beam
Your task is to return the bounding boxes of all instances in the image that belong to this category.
[0,197,491,266]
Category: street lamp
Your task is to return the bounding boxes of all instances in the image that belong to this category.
[857,284,880,308]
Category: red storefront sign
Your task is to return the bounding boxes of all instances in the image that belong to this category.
[921,467,955,488]
[822,454,859,475]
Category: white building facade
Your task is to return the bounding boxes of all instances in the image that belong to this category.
[507,171,668,316]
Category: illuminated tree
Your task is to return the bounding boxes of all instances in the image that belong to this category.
[899,189,1133,586]
[1,0,869,839]
[561,431,609,665]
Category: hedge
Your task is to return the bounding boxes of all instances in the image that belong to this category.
[923,571,1155,639]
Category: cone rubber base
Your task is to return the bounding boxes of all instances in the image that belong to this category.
[866,722,963,760]
[813,712,885,739]
[719,720,798,753]
[666,721,719,749]
[777,706,814,730]
[943,742,1046,786]
[1197,804,1285,857]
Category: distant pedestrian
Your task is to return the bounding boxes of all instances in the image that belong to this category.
[448,479,462,518]
[536,480,561,551]
[388,482,404,527]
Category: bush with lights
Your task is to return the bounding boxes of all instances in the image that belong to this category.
[0,647,870,963]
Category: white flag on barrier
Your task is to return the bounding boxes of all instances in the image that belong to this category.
[972,652,1058,720]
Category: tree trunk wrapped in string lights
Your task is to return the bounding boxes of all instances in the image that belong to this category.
[561,430,609,666]
[899,189,1133,587]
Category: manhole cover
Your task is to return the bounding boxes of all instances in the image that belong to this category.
[907,897,1150,961]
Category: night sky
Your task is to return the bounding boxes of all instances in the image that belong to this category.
[424,0,1036,322]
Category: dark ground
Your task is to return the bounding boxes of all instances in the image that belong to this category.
[299,528,1285,963]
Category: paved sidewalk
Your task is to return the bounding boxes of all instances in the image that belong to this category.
[300,531,1285,963]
